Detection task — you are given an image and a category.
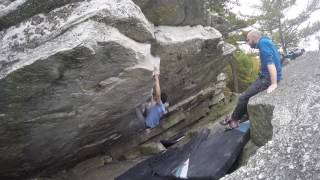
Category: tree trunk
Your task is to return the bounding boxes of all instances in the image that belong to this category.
[230,58,239,93]
[278,17,287,54]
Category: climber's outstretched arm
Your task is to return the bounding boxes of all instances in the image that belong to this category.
[153,74,161,104]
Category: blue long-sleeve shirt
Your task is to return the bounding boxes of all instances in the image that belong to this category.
[256,36,282,81]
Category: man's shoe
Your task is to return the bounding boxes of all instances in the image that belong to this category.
[220,115,232,125]
[225,119,239,131]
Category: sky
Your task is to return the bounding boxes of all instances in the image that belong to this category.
[231,0,320,51]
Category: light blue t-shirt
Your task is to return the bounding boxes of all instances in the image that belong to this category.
[145,101,166,128]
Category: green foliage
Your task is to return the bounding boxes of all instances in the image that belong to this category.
[234,52,259,85]
[271,31,281,44]
[226,13,256,32]
[208,0,239,16]
[227,51,260,92]
[300,21,320,38]
[225,30,248,45]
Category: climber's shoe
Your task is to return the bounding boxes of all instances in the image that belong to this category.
[220,115,232,126]
[225,119,239,131]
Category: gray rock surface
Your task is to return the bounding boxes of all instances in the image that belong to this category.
[0,0,83,31]
[0,0,154,76]
[0,19,156,178]
[132,0,230,32]
[153,25,233,105]
[0,0,235,178]
[222,52,320,179]
[31,89,238,180]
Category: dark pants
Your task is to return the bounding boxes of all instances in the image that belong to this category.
[136,105,147,129]
[231,77,271,120]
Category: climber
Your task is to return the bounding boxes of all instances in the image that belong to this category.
[221,30,282,130]
[135,69,168,130]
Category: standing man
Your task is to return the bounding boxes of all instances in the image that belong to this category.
[222,30,282,130]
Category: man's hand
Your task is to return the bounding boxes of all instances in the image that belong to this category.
[152,66,160,77]
[152,72,161,103]
[267,64,277,93]
[267,83,277,93]
[153,73,159,80]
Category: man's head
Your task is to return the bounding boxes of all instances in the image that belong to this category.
[246,30,261,49]
[161,92,167,104]
[151,88,167,103]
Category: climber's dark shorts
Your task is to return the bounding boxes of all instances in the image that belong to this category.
[136,105,148,128]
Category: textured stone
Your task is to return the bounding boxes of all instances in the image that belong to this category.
[222,52,320,180]
[248,104,274,146]
[31,93,237,180]
[133,0,185,26]
[0,19,156,178]
[139,142,166,155]
[122,142,166,160]
[107,75,231,161]
[0,0,59,29]
[237,140,259,167]
[0,0,155,176]
[0,0,154,72]
[0,0,84,30]
[153,25,234,105]
[0,0,154,40]
[132,0,230,32]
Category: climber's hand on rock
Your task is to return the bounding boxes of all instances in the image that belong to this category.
[267,84,277,93]
[153,72,159,80]
[152,67,160,78]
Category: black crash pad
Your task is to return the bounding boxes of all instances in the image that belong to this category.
[160,131,185,148]
[116,122,250,180]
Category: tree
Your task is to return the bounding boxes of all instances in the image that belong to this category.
[252,0,320,54]
[208,1,257,92]
[316,35,320,51]
[208,0,255,32]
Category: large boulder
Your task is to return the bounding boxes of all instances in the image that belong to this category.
[0,0,235,179]
[0,0,154,68]
[0,19,157,178]
[0,0,156,178]
[222,52,320,179]
[0,0,154,78]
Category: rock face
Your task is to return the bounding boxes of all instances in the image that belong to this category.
[0,0,234,179]
[222,52,320,179]
[0,0,83,31]
[153,25,229,105]
[132,0,230,32]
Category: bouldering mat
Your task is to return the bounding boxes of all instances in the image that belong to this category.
[160,131,186,148]
[116,122,250,180]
